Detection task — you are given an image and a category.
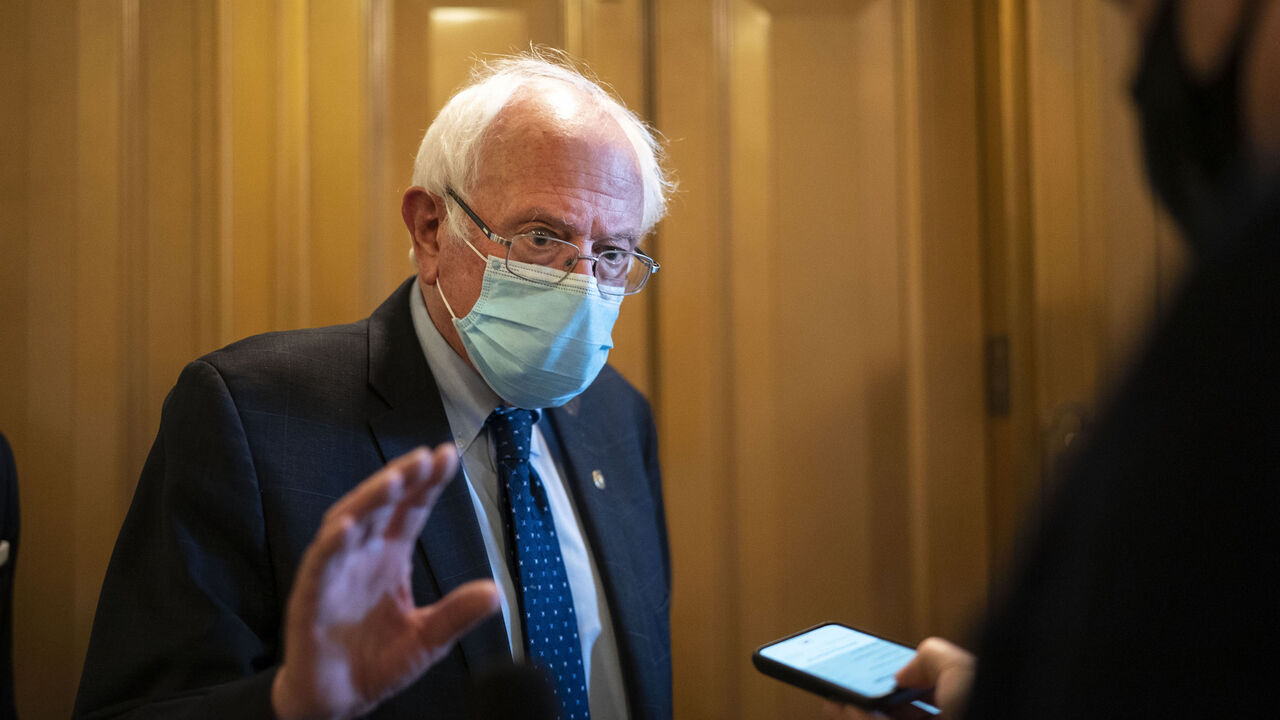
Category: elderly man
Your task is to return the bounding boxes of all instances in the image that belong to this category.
[75,53,673,720]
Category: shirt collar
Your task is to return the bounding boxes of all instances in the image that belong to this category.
[409,278,504,456]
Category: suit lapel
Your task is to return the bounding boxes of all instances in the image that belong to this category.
[543,398,664,717]
[366,279,511,671]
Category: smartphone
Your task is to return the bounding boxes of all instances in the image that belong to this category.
[752,622,938,713]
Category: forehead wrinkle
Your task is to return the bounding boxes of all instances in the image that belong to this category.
[524,207,581,236]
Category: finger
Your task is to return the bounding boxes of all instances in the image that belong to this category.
[289,514,357,619]
[413,579,501,651]
[417,444,460,508]
[896,638,970,689]
[896,638,975,718]
[894,653,931,689]
[325,452,419,524]
[296,453,434,606]
[386,445,459,542]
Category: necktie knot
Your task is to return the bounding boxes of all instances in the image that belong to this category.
[487,406,534,465]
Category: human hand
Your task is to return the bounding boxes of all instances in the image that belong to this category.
[820,637,975,720]
[271,446,501,720]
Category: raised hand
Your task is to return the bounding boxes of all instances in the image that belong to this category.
[271,446,501,720]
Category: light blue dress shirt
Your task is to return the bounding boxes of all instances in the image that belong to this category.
[409,280,629,720]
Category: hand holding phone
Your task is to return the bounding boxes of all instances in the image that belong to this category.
[752,623,940,715]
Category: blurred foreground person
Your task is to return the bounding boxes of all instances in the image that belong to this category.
[828,0,1280,717]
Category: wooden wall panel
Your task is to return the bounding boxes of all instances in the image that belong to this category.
[653,1,739,717]
[976,0,1042,578]
[309,1,371,325]
[384,0,436,301]
[1028,0,1099,424]
[979,0,1176,576]
[72,0,129,686]
[1023,0,1176,474]
[726,4,778,714]
[909,0,989,639]
[0,0,28,436]
[657,2,988,718]
[275,0,314,326]
[222,0,283,339]
[18,0,80,714]
[142,0,204,463]
[769,0,893,640]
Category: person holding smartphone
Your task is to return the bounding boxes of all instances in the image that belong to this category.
[828,0,1280,717]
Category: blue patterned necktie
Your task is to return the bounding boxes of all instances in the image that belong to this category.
[487,406,592,720]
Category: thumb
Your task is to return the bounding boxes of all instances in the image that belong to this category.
[896,637,975,716]
[896,637,960,687]
[414,579,502,650]
[894,653,935,690]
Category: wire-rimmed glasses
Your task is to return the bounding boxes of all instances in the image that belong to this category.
[446,189,659,296]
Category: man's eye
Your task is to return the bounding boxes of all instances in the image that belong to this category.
[527,231,557,248]
[597,249,630,270]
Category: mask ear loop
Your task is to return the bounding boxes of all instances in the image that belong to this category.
[435,225,490,321]
[435,278,459,321]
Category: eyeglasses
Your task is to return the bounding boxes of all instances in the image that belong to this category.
[446,189,659,296]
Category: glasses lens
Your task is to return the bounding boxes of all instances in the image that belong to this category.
[593,250,632,295]
[507,235,655,295]
[507,235,579,282]
[597,251,656,296]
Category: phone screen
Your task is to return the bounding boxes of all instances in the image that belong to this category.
[757,623,917,700]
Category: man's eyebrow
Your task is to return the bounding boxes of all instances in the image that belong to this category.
[522,208,579,235]
[521,208,639,247]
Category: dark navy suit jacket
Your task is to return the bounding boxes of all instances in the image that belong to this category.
[74,278,672,719]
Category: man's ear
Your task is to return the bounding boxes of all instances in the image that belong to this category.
[402,187,446,284]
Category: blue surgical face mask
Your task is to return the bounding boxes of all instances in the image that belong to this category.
[436,240,622,409]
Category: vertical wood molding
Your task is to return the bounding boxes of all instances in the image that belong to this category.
[1021,0,1167,481]
[276,0,311,328]
[308,0,369,326]
[726,5,778,715]
[563,0,585,56]
[0,0,29,433]
[365,0,391,311]
[893,0,990,639]
[384,0,432,298]
[976,0,1041,575]
[216,0,237,343]
[196,0,222,356]
[1075,0,1108,395]
[1028,0,1096,422]
[120,0,149,519]
[18,0,80,715]
[919,0,989,637]
[893,0,933,638]
[653,0,738,716]
[73,0,130,698]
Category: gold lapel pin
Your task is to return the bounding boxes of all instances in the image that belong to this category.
[591,470,606,490]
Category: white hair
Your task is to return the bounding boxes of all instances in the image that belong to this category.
[411,48,673,245]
